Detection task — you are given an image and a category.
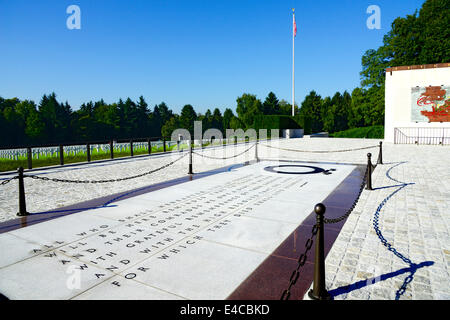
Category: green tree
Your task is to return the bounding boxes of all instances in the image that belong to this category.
[299,91,323,133]
[211,108,223,133]
[278,99,298,115]
[236,93,262,128]
[262,92,280,115]
[222,108,234,130]
[179,104,197,134]
[161,116,180,139]
[361,0,449,88]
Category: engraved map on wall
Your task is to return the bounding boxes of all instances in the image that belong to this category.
[411,86,450,122]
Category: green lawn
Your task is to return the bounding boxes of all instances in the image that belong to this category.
[0,144,182,172]
[0,138,260,172]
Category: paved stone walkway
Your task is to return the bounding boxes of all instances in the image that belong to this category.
[319,143,450,300]
[0,138,378,222]
[1,137,449,300]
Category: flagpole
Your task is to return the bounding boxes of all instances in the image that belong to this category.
[292,8,295,117]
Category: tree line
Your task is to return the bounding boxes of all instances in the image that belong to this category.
[0,0,447,148]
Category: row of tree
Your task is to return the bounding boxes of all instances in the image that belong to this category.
[0,91,298,147]
[0,0,447,147]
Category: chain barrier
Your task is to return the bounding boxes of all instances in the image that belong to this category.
[262,143,378,154]
[281,162,373,299]
[24,153,187,184]
[192,143,255,160]
[280,223,318,300]
[0,176,18,186]
[323,164,369,224]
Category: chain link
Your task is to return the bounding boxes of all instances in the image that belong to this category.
[0,176,18,186]
[280,223,318,300]
[193,143,255,160]
[24,153,187,184]
[323,164,369,224]
[262,143,378,154]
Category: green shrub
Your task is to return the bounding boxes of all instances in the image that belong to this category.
[330,126,384,139]
[251,115,303,137]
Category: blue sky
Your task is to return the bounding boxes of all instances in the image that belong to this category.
[0,0,425,114]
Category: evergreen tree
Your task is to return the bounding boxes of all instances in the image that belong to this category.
[222,108,234,130]
[179,104,197,135]
[262,92,280,115]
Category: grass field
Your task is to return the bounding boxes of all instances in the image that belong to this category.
[0,138,258,172]
[0,144,183,172]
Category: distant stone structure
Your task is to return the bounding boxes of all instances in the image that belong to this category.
[384,63,450,144]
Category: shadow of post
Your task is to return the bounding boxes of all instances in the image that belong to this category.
[329,261,434,299]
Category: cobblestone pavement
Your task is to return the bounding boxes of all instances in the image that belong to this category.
[1,137,449,300]
[322,143,450,300]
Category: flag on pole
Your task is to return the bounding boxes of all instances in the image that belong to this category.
[293,14,297,37]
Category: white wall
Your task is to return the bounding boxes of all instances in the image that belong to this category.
[384,66,450,143]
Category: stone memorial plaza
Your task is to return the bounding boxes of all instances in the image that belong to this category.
[0,138,449,300]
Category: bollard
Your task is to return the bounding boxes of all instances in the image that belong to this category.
[234,136,237,145]
[27,147,32,170]
[188,139,193,175]
[255,140,259,163]
[377,141,383,165]
[130,140,134,157]
[59,145,64,166]
[308,203,331,300]
[16,167,29,216]
[366,153,373,190]
[87,143,91,162]
[163,138,166,152]
[147,138,152,155]
[110,140,114,159]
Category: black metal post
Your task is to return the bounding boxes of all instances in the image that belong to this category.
[59,145,64,166]
[188,139,193,175]
[87,143,91,162]
[377,141,383,165]
[234,136,237,145]
[366,153,373,190]
[110,140,114,159]
[17,167,29,216]
[27,147,32,170]
[163,138,166,152]
[147,138,152,155]
[308,203,330,300]
[130,140,134,157]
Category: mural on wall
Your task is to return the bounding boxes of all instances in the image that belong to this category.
[411,85,450,122]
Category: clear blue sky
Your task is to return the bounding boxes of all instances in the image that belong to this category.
[0,0,425,114]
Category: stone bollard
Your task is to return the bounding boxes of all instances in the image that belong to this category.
[87,143,91,162]
[110,140,114,159]
[27,147,32,170]
[188,139,193,175]
[147,138,152,155]
[130,140,134,157]
[16,167,29,217]
[366,153,373,190]
[59,145,64,166]
[377,141,383,165]
[308,203,331,300]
